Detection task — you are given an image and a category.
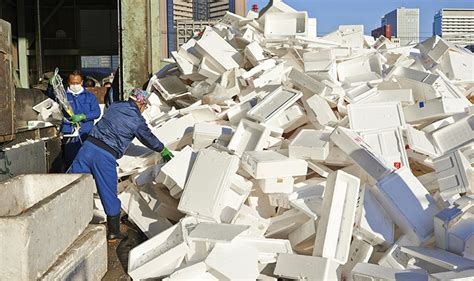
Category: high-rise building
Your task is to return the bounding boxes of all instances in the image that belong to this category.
[160,0,246,59]
[433,8,474,46]
[381,7,419,46]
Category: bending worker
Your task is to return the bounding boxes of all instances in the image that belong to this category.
[46,70,101,169]
[69,89,173,241]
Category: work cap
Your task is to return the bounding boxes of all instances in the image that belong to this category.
[129,89,151,105]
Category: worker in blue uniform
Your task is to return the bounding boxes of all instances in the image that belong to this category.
[69,89,173,241]
[46,70,101,170]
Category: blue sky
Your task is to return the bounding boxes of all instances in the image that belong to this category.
[247,0,474,39]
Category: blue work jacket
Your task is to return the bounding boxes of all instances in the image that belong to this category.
[88,100,164,159]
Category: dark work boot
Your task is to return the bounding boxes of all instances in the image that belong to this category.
[107,215,128,241]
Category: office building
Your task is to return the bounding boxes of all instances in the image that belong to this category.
[433,8,474,46]
[381,7,419,46]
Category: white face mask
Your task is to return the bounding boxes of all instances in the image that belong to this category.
[69,84,83,95]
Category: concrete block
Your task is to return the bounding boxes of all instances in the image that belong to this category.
[288,129,330,161]
[205,243,259,280]
[195,29,243,72]
[128,223,189,279]
[274,253,339,280]
[227,119,282,156]
[430,268,474,281]
[264,12,308,38]
[375,167,439,244]
[178,149,240,222]
[403,98,467,124]
[0,174,94,281]
[156,146,197,198]
[40,225,107,281]
[241,150,308,179]
[258,177,294,194]
[340,237,374,280]
[431,115,474,154]
[378,234,419,270]
[231,204,270,236]
[348,102,406,131]
[193,123,233,150]
[247,88,302,123]
[119,185,172,238]
[330,126,393,181]
[401,246,474,271]
[0,140,47,181]
[351,263,429,281]
[313,171,360,264]
[304,93,338,128]
[354,187,395,247]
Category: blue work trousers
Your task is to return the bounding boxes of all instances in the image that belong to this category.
[68,141,120,216]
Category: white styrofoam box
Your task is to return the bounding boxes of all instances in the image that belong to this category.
[344,72,383,87]
[205,243,259,280]
[233,236,293,264]
[340,237,374,280]
[401,246,474,271]
[434,148,474,200]
[288,68,328,96]
[313,171,360,264]
[171,51,194,75]
[151,114,196,150]
[324,142,354,166]
[443,50,474,81]
[128,224,189,279]
[354,187,395,247]
[337,54,383,82]
[348,102,406,131]
[431,115,474,154]
[241,59,277,81]
[232,205,271,236]
[198,56,221,82]
[249,62,285,88]
[303,49,334,72]
[119,185,172,238]
[178,149,239,222]
[308,17,317,37]
[303,93,338,128]
[0,174,94,281]
[227,119,282,156]
[344,83,378,104]
[156,146,197,198]
[351,263,428,281]
[435,206,474,256]
[257,177,294,194]
[186,222,249,244]
[363,89,415,105]
[245,41,266,66]
[374,167,439,244]
[131,163,164,186]
[378,234,419,270]
[264,12,308,38]
[266,209,309,239]
[220,174,253,223]
[330,127,393,181]
[166,262,217,280]
[417,172,440,193]
[288,129,330,161]
[388,66,443,101]
[265,104,308,133]
[405,125,440,158]
[241,150,308,179]
[274,254,339,280]
[307,160,333,178]
[403,98,468,124]
[464,235,474,260]
[247,88,302,123]
[358,127,409,170]
[430,268,474,281]
[226,102,252,125]
[267,193,292,208]
[195,29,243,72]
[288,218,316,254]
[40,225,107,281]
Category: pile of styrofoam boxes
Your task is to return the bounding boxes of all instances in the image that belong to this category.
[106,1,474,280]
[0,174,107,281]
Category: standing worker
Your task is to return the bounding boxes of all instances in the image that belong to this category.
[69,89,173,241]
[46,70,101,170]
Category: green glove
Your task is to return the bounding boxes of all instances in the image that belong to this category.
[69,113,86,124]
[160,147,174,162]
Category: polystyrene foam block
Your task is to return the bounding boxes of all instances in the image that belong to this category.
[430,268,474,281]
[288,218,316,254]
[434,149,474,200]
[233,236,293,263]
[166,262,216,280]
[358,127,409,170]
[307,160,333,178]
[195,29,243,72]
[405,125,440,158]
[245,41,266,66]
[401,246,474,271]
[363,89,414,105]
[435,205,474,255]
[266,209,309,239]
[351,263,429,281]
[431,115,474,154]
[388,66,442,101]
[345,83,378,104]
[354,187,395,247]
[288,129,330,161]
[403,98,467,123]
[330,127,393,181]
[378,234,419,270]
[375,167,439,244]
[0,174,93,281]
[231,205,270,236]
[205,243,259,280]
[264,12,308,38]
[151,114,196,150]
[257,177,294,194]
[313,171,360,264]
[186,222,249,243]
[227,119,282,156]
[247,88,302,123]
[265,104,308,133]
[178,149,239,222]
[220,174,252,223]
[348,102,406,131]
[304,93,337,127]
[274,254,339,280]
[193,123,233,150]
[340,237,374,280]
[241,150,308,179]
[288,68,328,96]
[128,223,188,279]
